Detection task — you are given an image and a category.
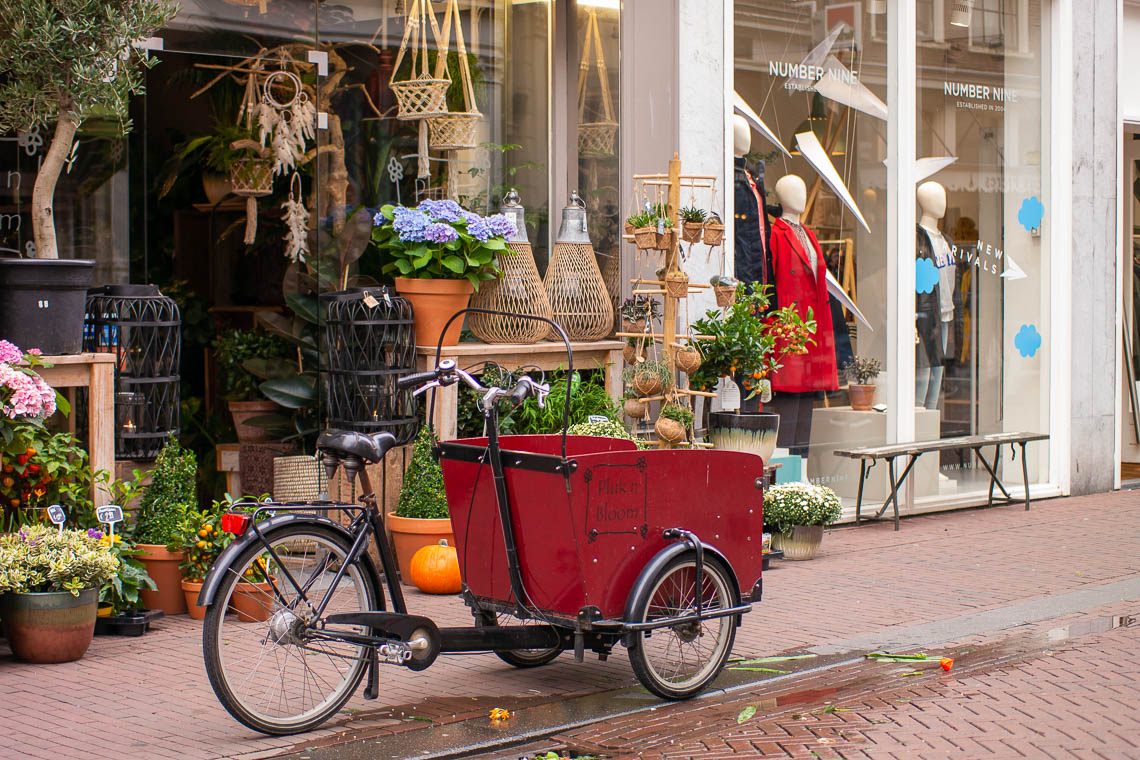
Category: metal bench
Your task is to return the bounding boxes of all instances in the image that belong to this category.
[833,432,1049,530]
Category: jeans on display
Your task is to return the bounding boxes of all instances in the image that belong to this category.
[768,391,820,457]
[916,321,950,409]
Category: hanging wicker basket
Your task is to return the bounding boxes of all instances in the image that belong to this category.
[703,218,725,246]
[714,283,737,308]
[621,317,646,334]
[633,226,656,250]
[578,121,618,156]
[675,346,702,374]
[428,111,482,150]
[655,228,677,250]
[681,222,704,243]
[390,0,451,120]
[665,271,690,299]
[623,397,648,419]
[654,416,686,445]
[392,76,451,120]
[632,372,663,397]
[230,157,274,197]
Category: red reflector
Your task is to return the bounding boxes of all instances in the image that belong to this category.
[221,513,250,536]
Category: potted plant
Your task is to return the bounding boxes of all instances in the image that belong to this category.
[389,426,455,581]
[679,206,707,243]
[0,0,177,354]
[655,403,694,446]
[92,528,161,635]
[710,274,738,308]
[622,391,648,421]
[763,483,842,560]
[690,284,815,463]
[619,295,659,334]
[703,212,725,246]
[628,212,656,250]
[0,525,119,662]
[156,123,260,206]
[133,435,196,614]
[844,356,883,411]
[212,328,290,443]
[675,341,702,374]
[371,199,516,346]
[169,501,232,620]
[623,360,673,398]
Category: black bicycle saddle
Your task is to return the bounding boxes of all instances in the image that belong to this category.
[316,429,397,464]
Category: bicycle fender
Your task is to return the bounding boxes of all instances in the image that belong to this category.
[621,540,742,625]
[197,512,379,608]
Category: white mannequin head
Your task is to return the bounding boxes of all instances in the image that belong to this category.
[774,174,807,224]
[917,181,947,227]
[733,114,751,157]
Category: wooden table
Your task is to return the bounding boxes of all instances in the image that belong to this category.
[34,353,116,507]
[415,340,625,441]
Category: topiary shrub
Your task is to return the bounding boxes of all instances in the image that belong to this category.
[134,435,198,545]
[395,426,448,520]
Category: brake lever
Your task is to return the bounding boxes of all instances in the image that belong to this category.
[413,381,441,397]
[534,382,551,409]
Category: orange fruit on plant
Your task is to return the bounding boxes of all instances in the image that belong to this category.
[409,540,462,594]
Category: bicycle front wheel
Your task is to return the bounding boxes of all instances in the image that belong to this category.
[202,523,381,735]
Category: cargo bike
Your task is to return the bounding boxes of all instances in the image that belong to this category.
[198,311,768,735]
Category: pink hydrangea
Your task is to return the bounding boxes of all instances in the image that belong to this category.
[0,362,56,420]
[0,340,21,365]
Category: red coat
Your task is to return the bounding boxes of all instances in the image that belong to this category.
[768,218,838,393]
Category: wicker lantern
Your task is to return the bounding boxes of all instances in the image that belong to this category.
[543,192,614,341]
[322,287,419,445]
[469,192,553,344]
[84,285,180,460]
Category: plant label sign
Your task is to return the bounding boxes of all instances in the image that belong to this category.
[97,505,124,525]
[587,414,608,424]
[46,504,66,530]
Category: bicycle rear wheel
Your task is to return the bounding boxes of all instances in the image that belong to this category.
[202,524,381,735]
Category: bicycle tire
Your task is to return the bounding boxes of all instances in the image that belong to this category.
[203,523,382,735]
[626,554,737,700]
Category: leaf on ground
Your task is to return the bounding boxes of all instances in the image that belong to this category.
[901,671,925,676]
[729,667,789,673]
[737,705,757,723]
[733,654,819,665]
[866,652,930,661]
[410,716,433,722]
[812,705,851,714]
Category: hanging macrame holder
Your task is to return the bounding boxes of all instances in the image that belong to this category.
[229,139,274,245]
[390,0,450,121]
[428,0,482,151]
[577,8,617,157]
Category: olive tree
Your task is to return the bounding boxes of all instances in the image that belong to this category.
[0,0,178,258]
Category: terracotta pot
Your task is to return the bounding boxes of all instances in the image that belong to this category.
[848,384,877,411]
[228,399,279,443]
[137,544,188,614]
[0,588,98,663]
[387,512,455,582]
[182,579,207,620]
[394,277,474,347]
[770,525,825,561]
[229,578,275,622]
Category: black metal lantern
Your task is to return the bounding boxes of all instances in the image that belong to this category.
[84,284,181,459]
[322,287,418,445]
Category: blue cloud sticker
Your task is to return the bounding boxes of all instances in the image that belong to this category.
[1018,196,1044,231]
[1014,324,1042,358]
[916,257,940,294]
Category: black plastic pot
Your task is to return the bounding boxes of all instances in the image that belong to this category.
[0,258,95,354]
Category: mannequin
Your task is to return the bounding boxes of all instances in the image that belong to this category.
[732,115,779,286]
[915,181,957,410]
[767,175,838,456]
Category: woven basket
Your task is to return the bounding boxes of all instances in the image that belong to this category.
[428,111,482,150]
[622,342,640,363]
[624,222,635,236]
[703,221,725,246]
[655,228,676,250]
[655,417,686,444]
[469,242,553,343]
[665,271,690,299]
[392,76,450,121]
[273,455,329,502]
[675,346,702,374]
[578,121,618,156]
[621,317,646,334]
[623,397,648,419]
[632,372,663,397]
[633,227,656,250]
[230,158,274,197]
[714,284,737,308]
[681,222,704,243]
[543,241,614,341]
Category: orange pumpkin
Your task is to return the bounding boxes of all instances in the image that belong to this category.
[409,540,462,594]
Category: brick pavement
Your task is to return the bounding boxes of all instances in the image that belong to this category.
[552,601,1140,760]
[1,491,1138,760]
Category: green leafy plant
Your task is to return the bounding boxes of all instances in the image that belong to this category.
[627,211,653,228]
[567,418,647,449]
[212,328,292,403]
[623,360,674,395]
[0,525,119,596]
[658,403,694,429]
[133,435,197,545]
[710,274,738,287]
[155,123,261,201]
[763,483,842,535]
[679,206,707,224]
[371,200,515,289]
[92,530,156,614]
[0,0,178,259]
[844,356,883,385]
[688,283,816,408]
[168,499,233,583]
[396,426,449,520]
[619,296,660,324]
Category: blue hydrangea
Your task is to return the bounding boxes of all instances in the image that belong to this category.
[466,216,493,242]
[423,222,460,244]
[391,207,432,242]
[484,213,517,239]
[418,199,463,223]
